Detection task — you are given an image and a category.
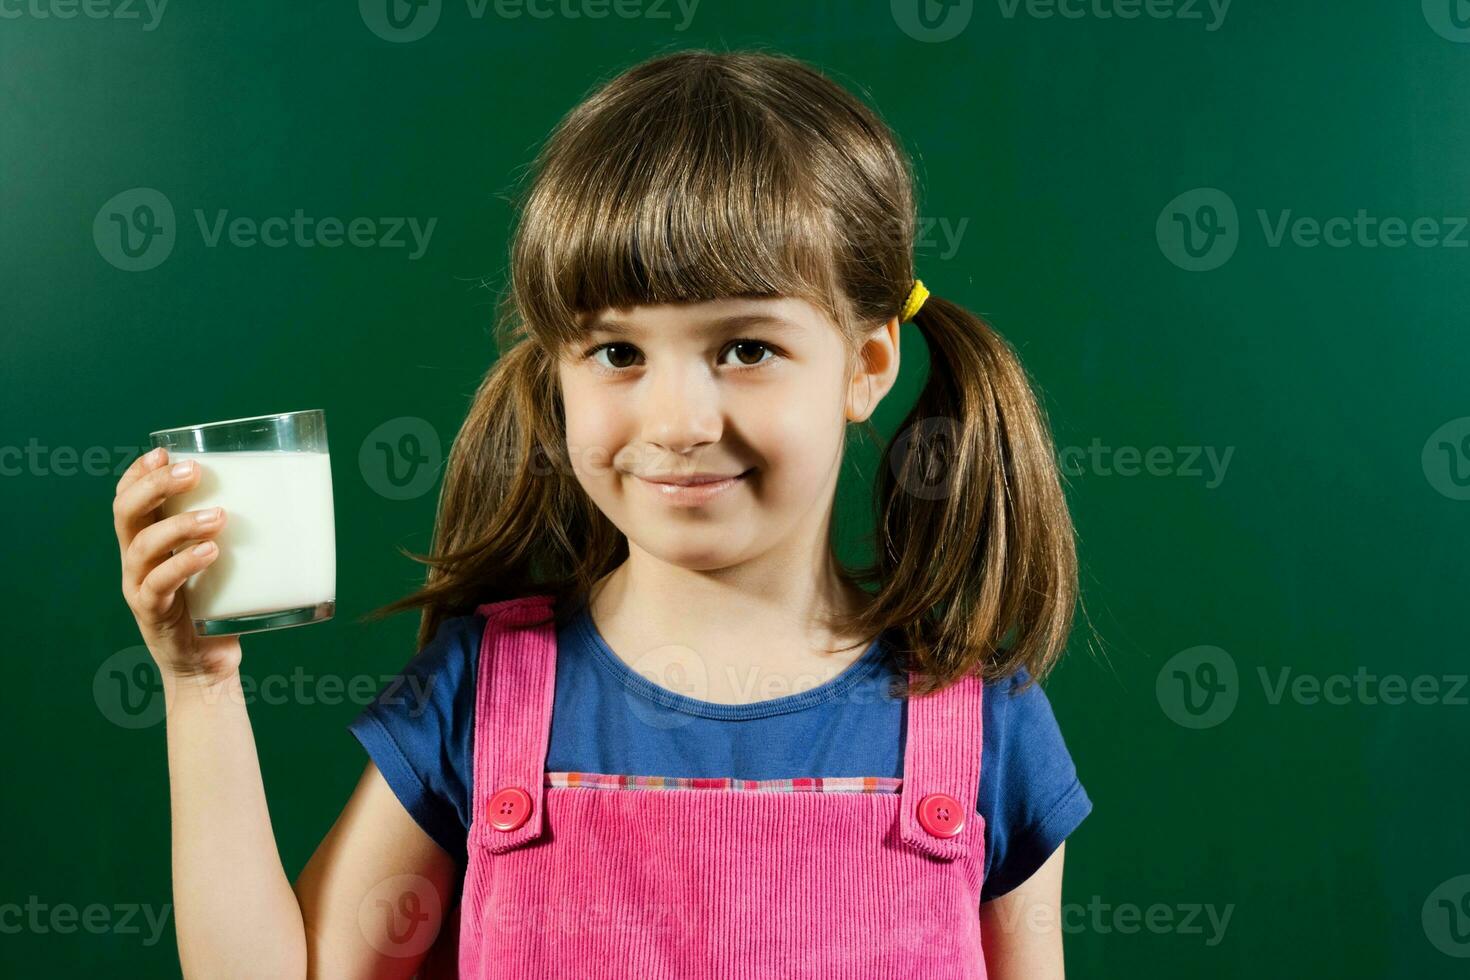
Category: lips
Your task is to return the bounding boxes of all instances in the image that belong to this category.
[633,468,752,505]
[639,470,749,486]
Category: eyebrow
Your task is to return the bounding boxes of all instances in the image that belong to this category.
[581,312,802,337]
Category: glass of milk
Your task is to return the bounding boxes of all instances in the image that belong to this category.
[149,410,336,636]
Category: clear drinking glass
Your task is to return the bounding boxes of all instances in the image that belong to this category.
[148,410,336,636]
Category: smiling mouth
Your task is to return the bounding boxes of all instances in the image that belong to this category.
[633,468,753,503]
[638,468,753,486]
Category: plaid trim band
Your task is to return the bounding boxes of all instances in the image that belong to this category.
[545,771,903,793]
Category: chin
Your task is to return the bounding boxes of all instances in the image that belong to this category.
[639,535,746,572]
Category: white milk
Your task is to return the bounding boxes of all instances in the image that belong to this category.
[160,450,336,621]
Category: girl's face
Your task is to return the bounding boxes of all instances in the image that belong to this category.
[556,295,899,572]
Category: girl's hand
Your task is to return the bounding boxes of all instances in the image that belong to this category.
[113,446,242,684]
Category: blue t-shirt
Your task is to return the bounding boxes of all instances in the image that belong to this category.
[348,601,1092,902]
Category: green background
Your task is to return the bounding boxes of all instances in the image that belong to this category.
[4,1,1468,975]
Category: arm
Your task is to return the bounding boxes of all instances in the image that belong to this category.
[114,448,456,979]
[979,841,1067,979]
[293,761,459,979]
[166,678,455,979]
[163,666,308,978]
[165,661,456,979]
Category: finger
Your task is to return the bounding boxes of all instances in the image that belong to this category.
[124,506,227,595]
[113,455,200,553]
[132,538,219,625]
[116,446,169,498]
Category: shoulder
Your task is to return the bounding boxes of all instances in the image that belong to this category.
[982,666,1065,741]
[345,611,490,868]
[365,613,485,717]
[410,612,487,680]
[979,665,1084,794]
[977,665,1093,901]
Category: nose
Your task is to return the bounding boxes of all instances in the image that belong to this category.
[639,359,724,455]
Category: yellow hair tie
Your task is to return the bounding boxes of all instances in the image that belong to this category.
[900,279,929,322]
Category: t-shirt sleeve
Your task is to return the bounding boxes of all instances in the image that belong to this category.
[978,666,1092,902]
[346,613,485,870]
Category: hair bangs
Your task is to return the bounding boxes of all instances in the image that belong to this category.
[509,70,849,350]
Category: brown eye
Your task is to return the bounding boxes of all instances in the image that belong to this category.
[589,343,641,370]
[723,340,776,368]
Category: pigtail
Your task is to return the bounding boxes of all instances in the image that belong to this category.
[358,331,624,652]
[859,293,1078,696]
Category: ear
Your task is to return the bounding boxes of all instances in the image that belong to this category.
[846,316,902,423]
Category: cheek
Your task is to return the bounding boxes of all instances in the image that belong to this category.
[738,385,845,487]
[559,376,624,486]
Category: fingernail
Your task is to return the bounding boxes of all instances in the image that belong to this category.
[147,447,164,465]
[172,461,193,479]
[196,507,220,524]
[193,542,215,556]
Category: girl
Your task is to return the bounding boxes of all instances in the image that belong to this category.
[114,48,1090,979]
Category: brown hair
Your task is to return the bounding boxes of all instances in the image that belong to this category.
[362,47,1080,697]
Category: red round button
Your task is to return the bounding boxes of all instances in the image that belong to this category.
[487,786,532,832]
[917,793,965,838]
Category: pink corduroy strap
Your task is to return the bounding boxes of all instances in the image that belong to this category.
[468,595,561,855]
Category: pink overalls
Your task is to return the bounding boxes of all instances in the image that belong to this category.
[445,593,988,979]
